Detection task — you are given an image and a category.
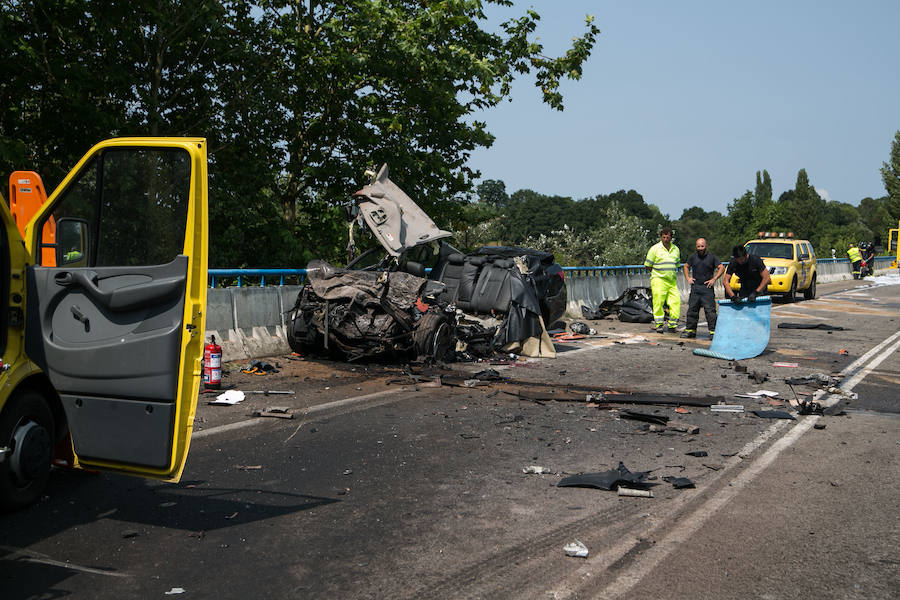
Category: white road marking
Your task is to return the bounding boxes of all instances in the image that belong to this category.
[551,327,900,599]
[192,388,408,440]
[0,545,130,578]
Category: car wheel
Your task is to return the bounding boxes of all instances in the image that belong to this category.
[0,391,55,511]
[785,278,797,302]
[412,310,452,361]
[802,275,816,300]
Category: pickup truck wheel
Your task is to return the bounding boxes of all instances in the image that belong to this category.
[803,275,816,300]
[785,278,797,302]
[0,391,55,511]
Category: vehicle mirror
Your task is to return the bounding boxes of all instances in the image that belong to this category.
[799,253,810,261]
[56,218,90,267]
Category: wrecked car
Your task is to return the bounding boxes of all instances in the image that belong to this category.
[285,165,566,361]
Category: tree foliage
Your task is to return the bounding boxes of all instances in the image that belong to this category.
[0,0,599,266]
[882,130,900,218]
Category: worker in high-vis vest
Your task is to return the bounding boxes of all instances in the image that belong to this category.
[644,227,681,333]
[847,243,862,280]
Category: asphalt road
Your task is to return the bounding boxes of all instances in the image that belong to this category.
[2,276,898,599]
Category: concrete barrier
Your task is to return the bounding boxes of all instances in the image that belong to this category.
[205,286,301,362]
[563,257,895,318]
[204,257,895,361]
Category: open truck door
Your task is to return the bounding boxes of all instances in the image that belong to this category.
[22,138,207,481]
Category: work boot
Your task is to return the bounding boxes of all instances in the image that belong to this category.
[709,330,715,338]
[667,326,678,334]
[680,330,696,339]
[651,324,664,334]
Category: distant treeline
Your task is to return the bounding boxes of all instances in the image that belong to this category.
[455,158,900,266]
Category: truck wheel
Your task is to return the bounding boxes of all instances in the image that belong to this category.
[803,275,816,300]
[785,278,797,302]
[0,391,55,511]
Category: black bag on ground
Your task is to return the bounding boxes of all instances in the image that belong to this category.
[586,287,653,323]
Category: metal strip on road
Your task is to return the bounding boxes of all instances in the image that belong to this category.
[552,327,900,599]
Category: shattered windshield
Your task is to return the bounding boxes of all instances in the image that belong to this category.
[745,242,794,260]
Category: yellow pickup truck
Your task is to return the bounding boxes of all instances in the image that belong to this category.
[0,138,208,510]
[729,234,817,301]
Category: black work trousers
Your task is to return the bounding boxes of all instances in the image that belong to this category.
[685,284,717,332]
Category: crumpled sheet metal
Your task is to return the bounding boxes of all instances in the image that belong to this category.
[693,296,772,361]
[306,259,433,308]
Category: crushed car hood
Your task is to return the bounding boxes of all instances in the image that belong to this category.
[353,164,452,257]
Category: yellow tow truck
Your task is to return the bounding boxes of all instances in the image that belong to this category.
[0,138,208,510]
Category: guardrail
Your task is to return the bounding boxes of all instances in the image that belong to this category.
[209,268,307,288]
[205,256,895,361]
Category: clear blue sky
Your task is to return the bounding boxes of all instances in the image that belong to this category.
[469,1,900,219]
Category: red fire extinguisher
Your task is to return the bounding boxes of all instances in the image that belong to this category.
[204,335,222,389]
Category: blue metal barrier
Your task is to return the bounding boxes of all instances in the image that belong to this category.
[208,256,893,288]
[209,268,307,288]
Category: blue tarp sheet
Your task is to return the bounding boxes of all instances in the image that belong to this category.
[692,296,772,361]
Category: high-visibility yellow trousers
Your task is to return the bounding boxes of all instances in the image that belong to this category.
[651,277,681,329]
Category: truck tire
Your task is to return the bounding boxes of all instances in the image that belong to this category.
[785,278,797,302]
[803,275,816,300]
[0,391,55,511]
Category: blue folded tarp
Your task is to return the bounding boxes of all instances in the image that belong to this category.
[692,296,771,361]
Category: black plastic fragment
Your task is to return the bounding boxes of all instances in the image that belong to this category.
[473,368,503,381]
[620,410,669,425]
[662,476,695,489]
[557,462,652,491]
[685,450,708,457]
[777,322,846,331]
[751,410,796,420]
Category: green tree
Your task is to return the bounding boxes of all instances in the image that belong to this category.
[0,1,599,267]
[881,130,900,219]
[789,169,824,239]
[476,179,510,207]
[754,169,772,206]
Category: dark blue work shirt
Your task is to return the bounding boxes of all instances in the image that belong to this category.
[686,251,721,284]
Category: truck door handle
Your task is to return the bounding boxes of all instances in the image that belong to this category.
[54,270,184,311]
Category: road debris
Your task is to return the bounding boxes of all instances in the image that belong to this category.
[557,462,651,491]
[662,476,695,489]
[617,487,653,498]
[771,362,799,368]
[243,390,296,396]
[711,404,744,413]
[241,360,280,374]
[777,322,846,330]
[522,465,552,474]
[735,390,779,399]
[620,410,669,426]
[251,407,294,419]
[685,450,708,457]
[751,410,796,420]
[692,296,771,360]
[564,540,589,558]
[208,390,245,405]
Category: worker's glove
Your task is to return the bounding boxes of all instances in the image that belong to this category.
[747,292,758,302]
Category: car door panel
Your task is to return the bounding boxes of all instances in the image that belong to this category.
[26,256,187,401]
[24,138,207,479]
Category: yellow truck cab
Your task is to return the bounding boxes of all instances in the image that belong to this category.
[0,138,207,510]
[729,233,817,301]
